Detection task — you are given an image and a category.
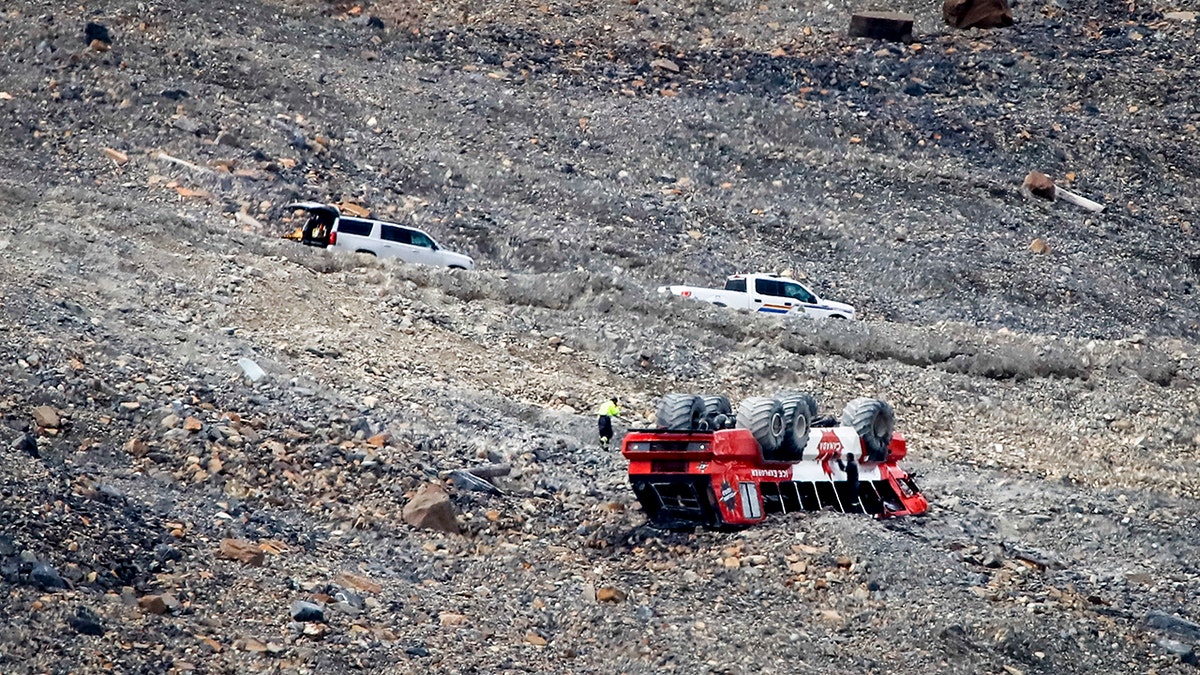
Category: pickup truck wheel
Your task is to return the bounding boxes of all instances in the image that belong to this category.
[830,314,847,320]
[737,397,785,459]
[775,391,817,459]
[699,395,732,429]
[841,398,894,462]
[355,249,376,256]
[655,393,706,431]
[449,265,467,270]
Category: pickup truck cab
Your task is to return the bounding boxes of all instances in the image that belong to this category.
[283,202,475,270]
[660,273,855,319]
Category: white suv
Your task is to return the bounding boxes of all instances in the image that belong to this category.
[285,202,475,270]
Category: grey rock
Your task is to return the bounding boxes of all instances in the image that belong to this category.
[1158,638,1195,657]
[172,117,204,135]
[13,433,38,458]
[1146,611,1200,642]
[84,22,111,45]
[31,562,66,590]
[291,600,325,623]
[69,608,105,636]
[330,601,362,617]
[238,358,267,383]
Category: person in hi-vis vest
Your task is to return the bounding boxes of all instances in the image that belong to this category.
[596,398,621,449]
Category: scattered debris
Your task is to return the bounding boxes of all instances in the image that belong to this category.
[1024,171,1105,212]
[447,470,504,495]
[237,358,267,383]
[650,58,680,73]
[848,11,914,42]
[152,150,212,175]
[103,148,130,166]
[466,463,512,479]
[234,211,263,229]
[335,572,382,595]
[336,201,370,218]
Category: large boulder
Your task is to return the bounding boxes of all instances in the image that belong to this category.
[403,483,460,534]
[943,0,1013,29]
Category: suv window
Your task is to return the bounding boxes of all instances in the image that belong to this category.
[410,230,435,249]
[337,218,373,237]
[725,278,747,292]
[380,224,412,244]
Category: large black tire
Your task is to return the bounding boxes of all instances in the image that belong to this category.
[775,391,817,459]
[841,398,895,462]
[776,390,818,419]
[737,397,786,459]
[699,395,732,429]
[655,393,705,431]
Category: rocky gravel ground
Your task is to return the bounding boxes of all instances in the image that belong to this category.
[1,0,1199,673]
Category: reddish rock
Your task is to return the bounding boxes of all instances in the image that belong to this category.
[943,0,1013,29]
[218,539,264,566]
[139,593,180,615]
[32,406,60,428]
[402,484,460,534]
[597,586,627,603]
[1024,171,1057,200]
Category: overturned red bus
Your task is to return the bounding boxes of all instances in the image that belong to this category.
[622,393,927,528]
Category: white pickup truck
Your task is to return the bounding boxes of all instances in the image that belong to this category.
[659,273,856,319]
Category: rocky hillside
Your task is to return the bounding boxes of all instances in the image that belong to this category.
[1,0,1198,673]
